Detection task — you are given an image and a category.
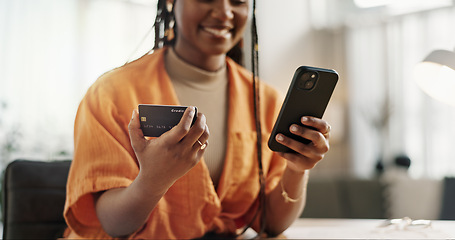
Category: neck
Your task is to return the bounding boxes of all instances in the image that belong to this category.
[173,44,225,72]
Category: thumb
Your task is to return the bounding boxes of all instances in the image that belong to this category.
[163,106,196,142]
[128,109,146,152]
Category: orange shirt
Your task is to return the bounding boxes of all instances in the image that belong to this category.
[64,48,286,239]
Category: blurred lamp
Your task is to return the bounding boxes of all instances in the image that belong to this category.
[414,49,455,106]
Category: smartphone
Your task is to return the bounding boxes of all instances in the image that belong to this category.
[268,66,338,153]
[138,104,197,137]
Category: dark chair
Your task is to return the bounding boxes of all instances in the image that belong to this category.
[301,177,386,219]
[342,178,386,219]
[440,177,455,220]
[2,159,71,239]
[301,178,345,218]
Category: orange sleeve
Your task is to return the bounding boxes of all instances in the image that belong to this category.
[64,76,139,238]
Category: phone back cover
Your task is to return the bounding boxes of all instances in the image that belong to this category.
[268,66,338,152]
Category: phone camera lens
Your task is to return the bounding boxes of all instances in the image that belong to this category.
[304,79,315,89]
[298,71,318,90]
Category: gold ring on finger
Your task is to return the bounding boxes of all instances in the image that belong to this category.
[197,140,207,150]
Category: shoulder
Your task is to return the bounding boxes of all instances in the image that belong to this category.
[96,48,166,90]
[85,48,167,102]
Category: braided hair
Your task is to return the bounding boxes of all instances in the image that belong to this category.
[153,0,265,236]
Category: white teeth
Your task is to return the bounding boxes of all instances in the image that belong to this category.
[204,28,231,37]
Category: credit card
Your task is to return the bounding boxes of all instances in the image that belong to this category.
[138,104,197,137]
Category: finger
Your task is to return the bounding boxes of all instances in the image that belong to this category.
[199,124,210,144]
[180,112,207,147]
[301,117,331,136]
[275,133,327,160]
[289,124,326,146]
[194,125,210,161]
[193,124,210,151]
[128,109,146,151]
[165,106,197,142]
[289,124,330,152]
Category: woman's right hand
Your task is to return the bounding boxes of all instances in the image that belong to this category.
[95,107,209,237]
[128,107,209,188]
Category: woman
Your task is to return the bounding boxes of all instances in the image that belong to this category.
[64,0,331,238]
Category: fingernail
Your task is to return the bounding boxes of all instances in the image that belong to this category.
[276,134,284,142]
[189,106,195,117]
[301,117,308,122]
[290,125,299,133]
[132,110,135,119]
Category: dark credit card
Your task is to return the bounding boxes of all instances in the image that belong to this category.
[138,104,197,137]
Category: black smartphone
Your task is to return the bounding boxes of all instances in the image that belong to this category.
[268,66,338,153]
[138,104,197,137]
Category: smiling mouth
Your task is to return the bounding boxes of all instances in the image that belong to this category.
[203,27,233,38]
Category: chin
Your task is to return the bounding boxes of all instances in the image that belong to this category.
[202,46,234,57]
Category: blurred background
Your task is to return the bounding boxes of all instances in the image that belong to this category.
[1,0,455,221]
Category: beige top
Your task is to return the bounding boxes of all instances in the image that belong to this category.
[165,48,228,187]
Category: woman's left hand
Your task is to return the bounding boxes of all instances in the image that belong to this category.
[275,116,331,173]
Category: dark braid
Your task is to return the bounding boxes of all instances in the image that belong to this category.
[250,0,266,236]
[153,0,175,50]
[234,0,266,237]
[227,41,244,66]
[251,0,266,237]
